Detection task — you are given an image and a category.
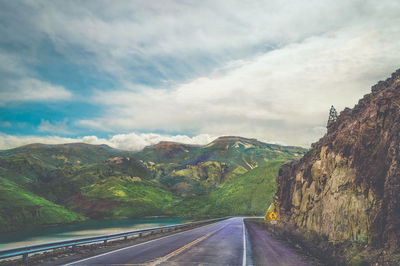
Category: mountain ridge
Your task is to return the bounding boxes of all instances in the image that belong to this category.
[0,135,306,233]
[0,136,307,153]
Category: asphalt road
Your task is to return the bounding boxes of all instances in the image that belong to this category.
[66,217,311,265]
[67,217,246,265]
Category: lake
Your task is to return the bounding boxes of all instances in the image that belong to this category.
[0,217,188,251]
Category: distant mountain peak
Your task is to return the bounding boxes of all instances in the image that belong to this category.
[206,136,261,147]
[212,136,258,142]
[149,141,199,150]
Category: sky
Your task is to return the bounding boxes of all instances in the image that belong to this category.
[1,0,400,151]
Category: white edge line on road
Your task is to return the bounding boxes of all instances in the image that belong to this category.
[242,218,246,266]
[63,219,231,266]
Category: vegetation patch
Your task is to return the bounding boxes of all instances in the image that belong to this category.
[173,160,284,216]
[0,139,306,233]
[74,177,178,219]
[0,178,85,233]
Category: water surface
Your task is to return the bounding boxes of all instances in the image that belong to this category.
[0,217,188,250]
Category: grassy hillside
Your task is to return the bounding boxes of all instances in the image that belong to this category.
[0,143,134,186]
[0,178,85,233]
[27,157,150,203]
[0,137,306,233]
[173,160,284,217]
[138,137,305,165]
[137,136,306,197]
[70,177,178,219]
[0,146,153,232]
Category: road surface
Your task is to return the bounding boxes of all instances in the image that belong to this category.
[246,222,311,265]
[67,217,244,265]
[66,217,310,265]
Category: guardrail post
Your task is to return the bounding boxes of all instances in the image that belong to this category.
[103,240,107,246]
[124,236,128,240]
[139,233,142,237]
[23,253,28,264]
[72,245,77,252]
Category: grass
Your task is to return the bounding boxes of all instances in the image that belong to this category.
[0,178,85,233]
[173,160,285,217]
[137,137,305,198]
[74,177,178,219]
[0,140,304,233]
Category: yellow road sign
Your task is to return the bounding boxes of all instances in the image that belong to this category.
[269,211,278,221]
[264,203,275,221]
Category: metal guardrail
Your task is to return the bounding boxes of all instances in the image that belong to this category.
[0,217,229,264]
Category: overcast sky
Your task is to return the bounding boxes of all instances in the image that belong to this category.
[1,0,400,150]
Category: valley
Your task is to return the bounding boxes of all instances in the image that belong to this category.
[0,136,306,234]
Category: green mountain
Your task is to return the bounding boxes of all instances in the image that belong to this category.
[136,136,306,197]
[173,160,284,217]
[0,178,85,233]
[70,177,177,219]
[0,143,162,232]
[0,137,307,233]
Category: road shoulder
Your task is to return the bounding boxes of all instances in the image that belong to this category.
[245,220,314,266]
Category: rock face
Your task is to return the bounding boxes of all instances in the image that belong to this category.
[275,69,400,259]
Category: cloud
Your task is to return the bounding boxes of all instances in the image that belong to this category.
[0,51,32,77]
[0,78,72,105]
[79,28,400,146]
[107,133,215,151]
[1,0,400,147]
[38,119,71,134]
[7,0,393,84]
[0,133,217,151]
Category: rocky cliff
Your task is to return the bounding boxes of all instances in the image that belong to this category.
[275,69,400,263]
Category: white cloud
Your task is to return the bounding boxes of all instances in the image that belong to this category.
[0,78,72,105]
[0,133,217,151]
[1,0,400,147]
[79,27,400,146]
[24,0,396,80]
[107,133,216,151]
[0,51,32,76]
[38,119,71,135]
[0,49,72,105]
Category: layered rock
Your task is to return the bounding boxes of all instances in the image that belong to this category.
[275,69,400,259]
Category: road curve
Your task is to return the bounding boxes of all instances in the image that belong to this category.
[67,217,245,265]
